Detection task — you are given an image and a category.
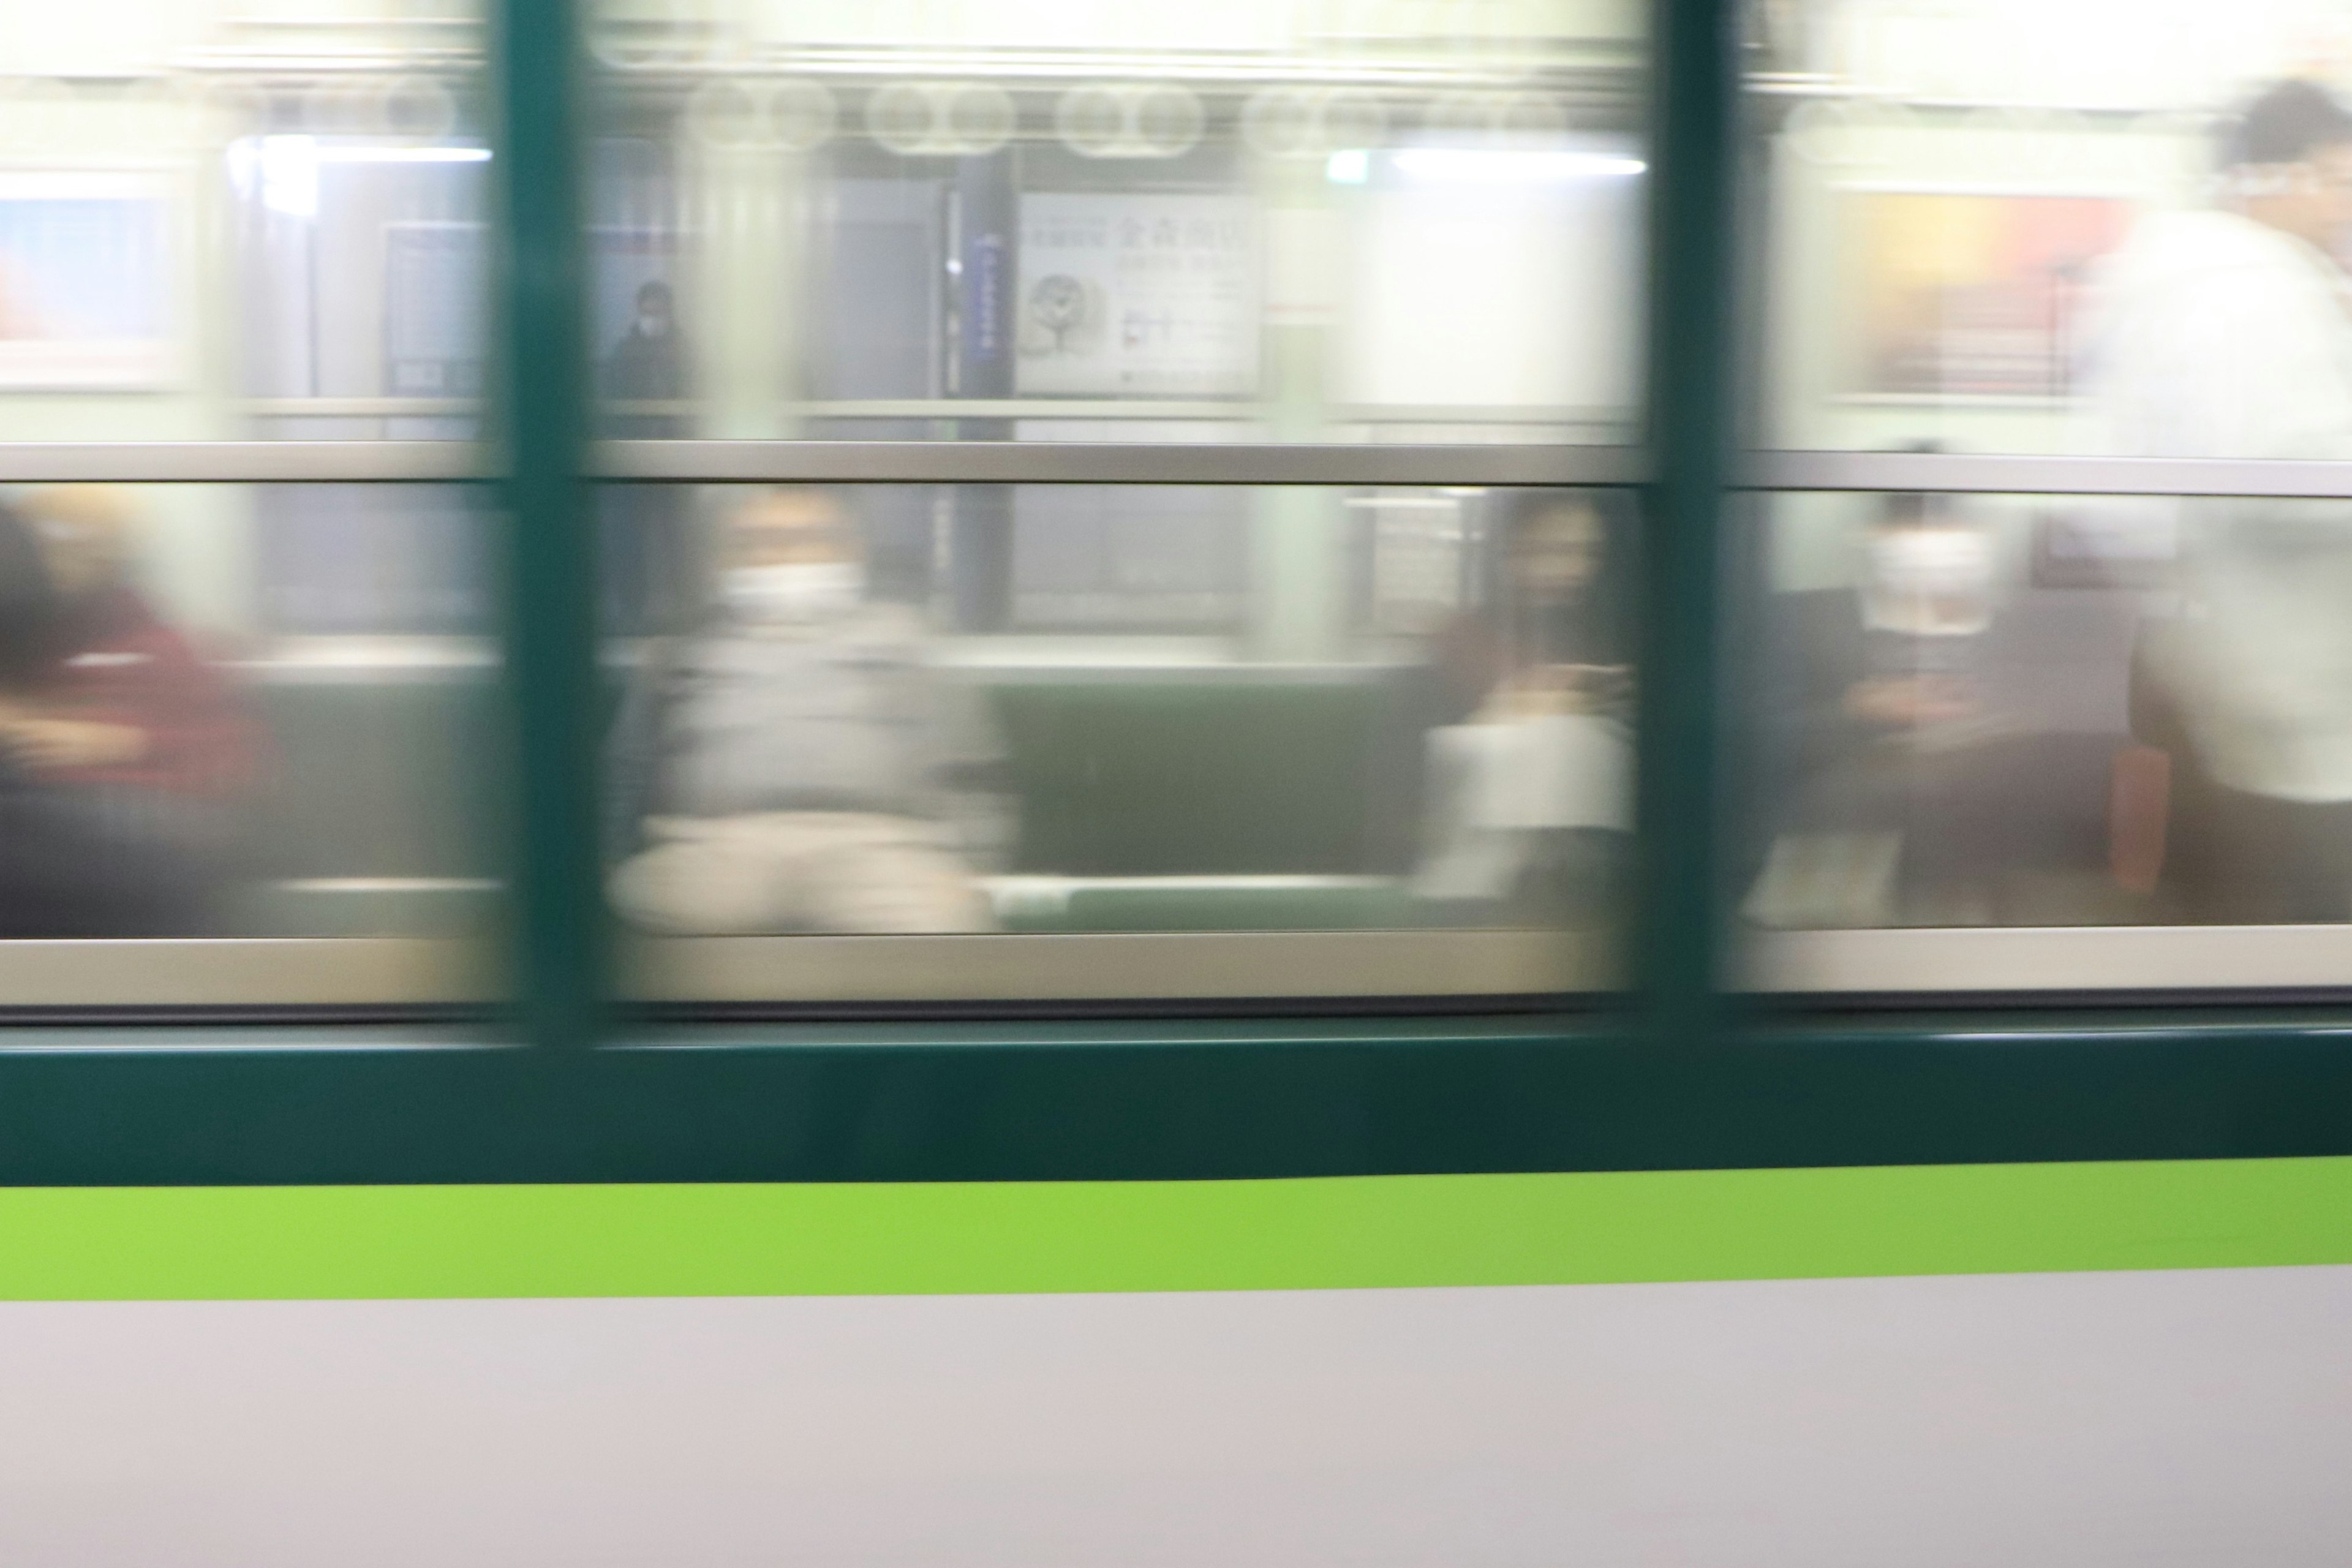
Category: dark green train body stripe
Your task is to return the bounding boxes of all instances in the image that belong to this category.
[3,1158,2350,1300]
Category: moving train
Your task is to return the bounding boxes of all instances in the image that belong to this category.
[0,1,2345,1563]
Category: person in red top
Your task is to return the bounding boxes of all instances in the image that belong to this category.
[0,489,259,936]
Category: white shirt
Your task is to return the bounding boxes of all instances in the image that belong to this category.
[2081,209,2352,801]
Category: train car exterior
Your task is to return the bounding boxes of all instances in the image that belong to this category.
[1,0,2350,1562]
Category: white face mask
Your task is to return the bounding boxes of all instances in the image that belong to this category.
[721,561,865,624]
[1869,527,1989,594]
[637,312,669,339]
[1864,526,1993,635]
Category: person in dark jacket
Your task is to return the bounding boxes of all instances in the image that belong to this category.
[1743,483,2098,928]
[602,279,696,632]
[605,280,689,426]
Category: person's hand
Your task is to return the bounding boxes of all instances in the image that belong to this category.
[1843,675,1981,729]
[0,717,148,771]
[1561,663,1634,710]
[1485,663,1634,719]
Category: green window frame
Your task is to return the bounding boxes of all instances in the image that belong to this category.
[1,0,2348,1194]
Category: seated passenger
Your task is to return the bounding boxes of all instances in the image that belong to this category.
[605,488,1001,934]
[1414,493,1634,924]
[1745,480,2130,927]
[0,489,259,937]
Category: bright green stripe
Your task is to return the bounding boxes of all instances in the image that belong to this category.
[2,1158,2350,1301]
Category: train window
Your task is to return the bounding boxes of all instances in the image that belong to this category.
[584,1,1648,449]
[1740,0,2352,993]
[0,483,499,1009]
[605,483,1634,1003]
[583,1,1652,1005]
[0,11,489,447]
[1746,0,2342,462]
[1736,477,2352,992]
[0,7,496,1013]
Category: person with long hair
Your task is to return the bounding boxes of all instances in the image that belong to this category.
[1412,492,1635,924]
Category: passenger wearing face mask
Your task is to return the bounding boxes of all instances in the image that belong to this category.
[601,280,695,633]
[1747,482,2022,927]
[2082,80,2352,919]
[605,280,688,431]
[604,488,1002,935]
[1844,488,1996,731]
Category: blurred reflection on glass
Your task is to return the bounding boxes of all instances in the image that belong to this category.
[0,4,486,444]
[0,484,495,943]
[587,1,1645,444]
[603,484,1637,943]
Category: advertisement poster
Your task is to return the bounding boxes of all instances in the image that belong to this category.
[0,177,170,388]
[1852,192,2130,398]
[1014,192,1258,398]
[384,221,488,398]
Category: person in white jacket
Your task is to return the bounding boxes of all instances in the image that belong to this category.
[605,489,1003,935]
[2081,79,2352,919]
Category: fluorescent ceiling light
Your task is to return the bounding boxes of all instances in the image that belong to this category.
[1389,148,1646,183]
[310,146,492,164]
[232,137,490,219]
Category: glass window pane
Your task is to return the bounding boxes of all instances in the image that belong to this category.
[1733,485,2352,993]
[603,483,1634,1003]
[588,2,1647,445]
[1746,9,2352,990]
[0,5,489,443]
[1748,0,2352,461]
[0,484,499,1008]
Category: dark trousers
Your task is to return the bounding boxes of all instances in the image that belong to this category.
[0,761,222,937]
[2163,768,2352,924]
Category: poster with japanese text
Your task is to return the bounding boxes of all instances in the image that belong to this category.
[1014,193,1258,398]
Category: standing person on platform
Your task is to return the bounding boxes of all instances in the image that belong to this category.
[602,279,695,631]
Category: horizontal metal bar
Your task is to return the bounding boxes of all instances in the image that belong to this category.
[244,398,486,418]
[595,440,1648,488]
[246,397,1631,427]
[0,939,499,1009]
[1743,924,2352,993]
[797,400,1627,424]
[0,443,488,484]
[25,442,2347,500]
[1741,450,2352,499]
[591,46,1632,90]
[15,443,2343,497]
[624,929,1614,1003]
